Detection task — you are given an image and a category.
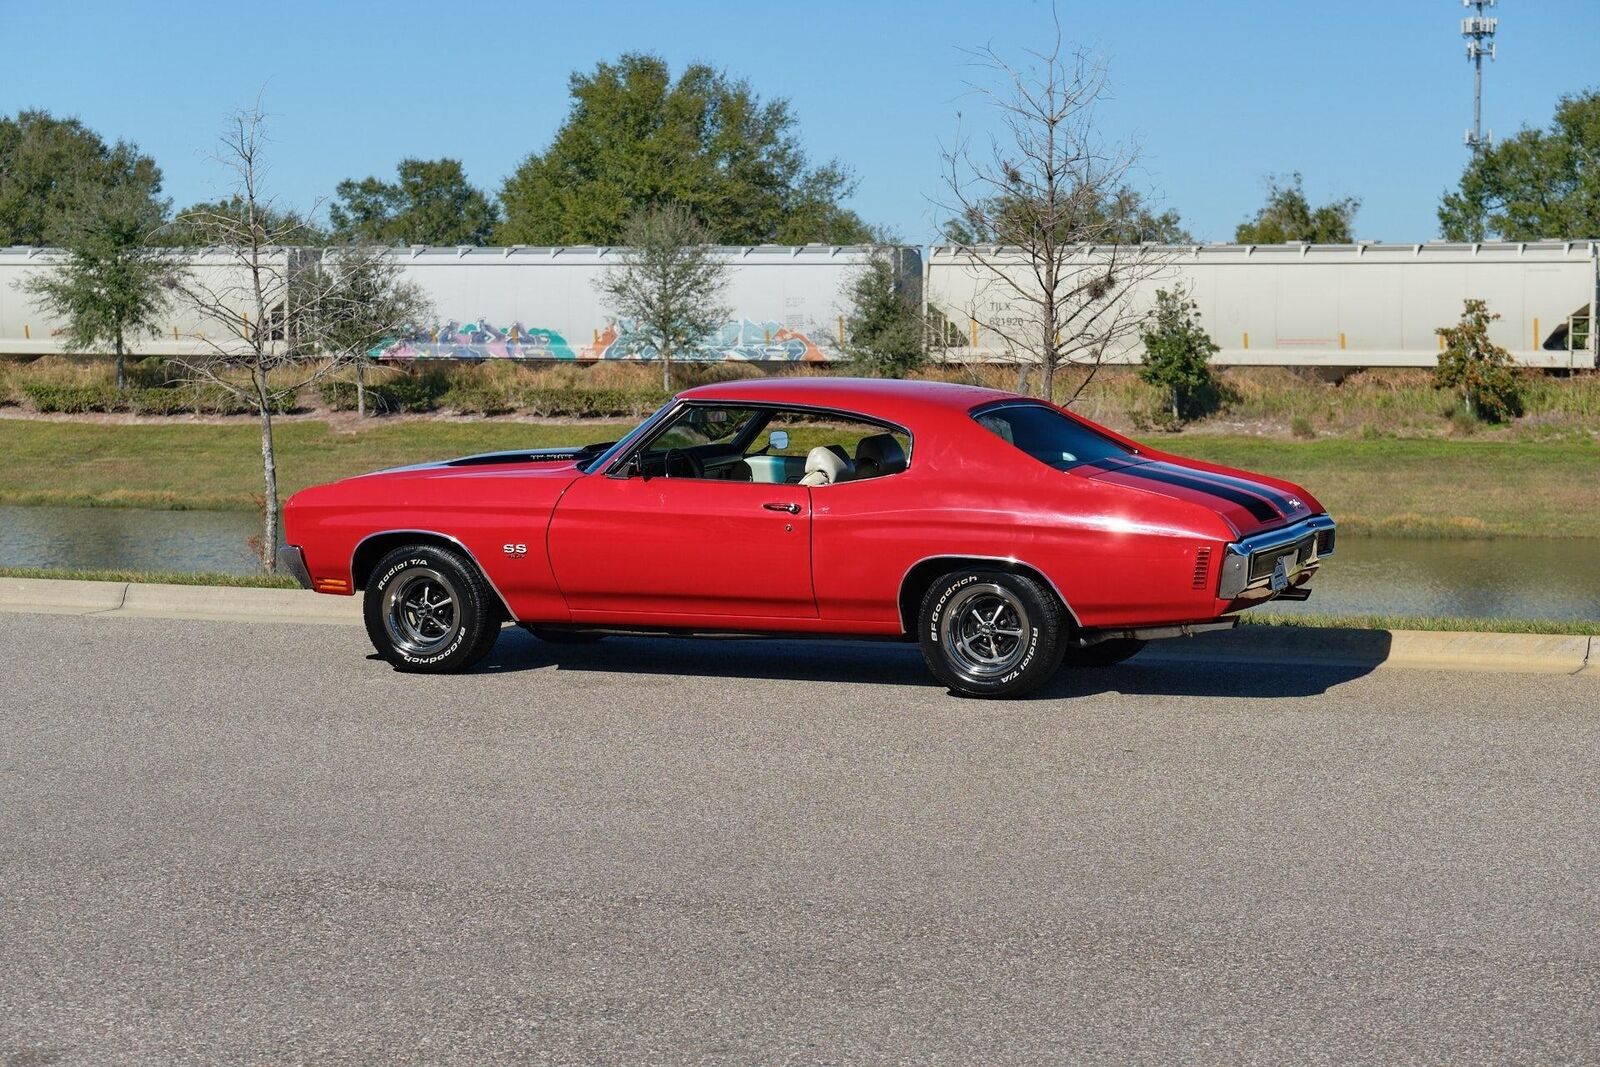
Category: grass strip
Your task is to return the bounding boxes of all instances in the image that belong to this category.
[1241,612,1600,637]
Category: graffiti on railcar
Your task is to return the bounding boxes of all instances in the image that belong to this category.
[581,318,831,362]
[376,316,834,361]
[378,319,579,360]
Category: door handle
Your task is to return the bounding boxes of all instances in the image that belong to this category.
[763,502,802,514]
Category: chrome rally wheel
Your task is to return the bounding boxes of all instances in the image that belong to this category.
[939,583,1030,680]
[382,566,462,658]
[363,544,503,673]
[917,568,1066,699]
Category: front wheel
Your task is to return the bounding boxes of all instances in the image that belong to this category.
[363,544,503,673]
[917,569,1066,698]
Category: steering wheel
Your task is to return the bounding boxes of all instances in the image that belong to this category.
[662,448,705,479]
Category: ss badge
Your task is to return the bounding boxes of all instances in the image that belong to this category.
[503,543,528,558]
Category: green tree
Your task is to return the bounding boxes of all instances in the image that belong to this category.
[1434,298,1521,423]
[595,203,731,391]
[944,185,1192,245]
[18,182,183,390]
[329,158,499,246]
[156,196,329,247]
[0,110,165,246]
[1138,288,1219,423]
[500,53,870,245]
[1234,173,1360,244]
[842,250,924,377]
[1439,90,1600,241]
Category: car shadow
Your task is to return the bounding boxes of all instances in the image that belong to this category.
[469,626,1387,700]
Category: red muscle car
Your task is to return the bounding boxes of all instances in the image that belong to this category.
[279,378,1334,697]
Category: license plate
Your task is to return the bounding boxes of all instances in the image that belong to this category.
[1270,554,1291,592]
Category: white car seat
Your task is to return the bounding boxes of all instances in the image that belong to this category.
[798,446,853,487]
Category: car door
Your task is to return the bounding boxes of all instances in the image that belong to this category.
[546,472,817,621]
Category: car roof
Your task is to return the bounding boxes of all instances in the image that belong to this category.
[677,376,1020,424]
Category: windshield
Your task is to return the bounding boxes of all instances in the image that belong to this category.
[973,402,1132,471]
[580,401,676,474]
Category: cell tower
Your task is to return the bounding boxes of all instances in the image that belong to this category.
[1461,0,1498,154]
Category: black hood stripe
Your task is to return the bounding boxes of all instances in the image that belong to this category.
[1100,462,1281,523]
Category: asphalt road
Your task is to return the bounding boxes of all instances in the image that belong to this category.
[1,613,1596,1065]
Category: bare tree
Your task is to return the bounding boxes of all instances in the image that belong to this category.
[596,204,731,392]
[170,109,424,571]
[941,23,1171,403]
[304,246,430,418]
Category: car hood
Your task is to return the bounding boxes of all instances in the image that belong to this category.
[1078,455,1317,537]
[369,444,612,477]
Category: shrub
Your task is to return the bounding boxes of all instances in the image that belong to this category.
[319,369,448,414]
[126,388,196,416]
[1138,288,1219,422]
[1290,414,1316,439]
[1434,299,1522,422]
[20,382,122,413]
[522,387,665,418]
[379,370,449,412]
[441,383,516,416]
[842,251,925,377]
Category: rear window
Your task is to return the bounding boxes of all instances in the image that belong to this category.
[973,403,1131,471]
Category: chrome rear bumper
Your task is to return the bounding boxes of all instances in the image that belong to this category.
[1218,514,1336,599]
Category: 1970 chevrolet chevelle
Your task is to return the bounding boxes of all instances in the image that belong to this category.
[279,378,1334,697]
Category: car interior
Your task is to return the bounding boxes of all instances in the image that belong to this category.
[627,405,911,486]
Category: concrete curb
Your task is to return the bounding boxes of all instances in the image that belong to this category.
[0,577,1594,675]
[0,577,359,626]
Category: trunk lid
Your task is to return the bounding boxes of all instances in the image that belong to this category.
[1079,456,1315,537]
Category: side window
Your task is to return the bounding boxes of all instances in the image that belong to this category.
[974,403,1130,471]
[751,409,911,486]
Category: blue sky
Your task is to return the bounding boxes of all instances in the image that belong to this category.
[1,0,1592,243]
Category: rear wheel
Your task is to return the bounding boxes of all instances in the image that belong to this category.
[364,544,502,673]
[1061,638,1146,669]
[917,569,1065,698]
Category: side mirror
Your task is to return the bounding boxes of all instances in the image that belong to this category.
[768,430,789,452]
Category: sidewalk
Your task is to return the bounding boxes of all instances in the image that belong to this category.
[1,576,1594,675]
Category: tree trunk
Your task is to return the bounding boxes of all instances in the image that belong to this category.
[257,372,279,573]
[1171,385,1180,421]
[1040,318,1055,402]
[661,344,673,393]
[356,359,366,418]
[114,333,126,393]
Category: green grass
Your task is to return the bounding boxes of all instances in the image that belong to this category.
[1242,612,1600,637]
[0,566,298,588]
[4,417,1598,538]
[0,419,632,510]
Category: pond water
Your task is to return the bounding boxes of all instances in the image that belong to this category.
[2,503,1597,623]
